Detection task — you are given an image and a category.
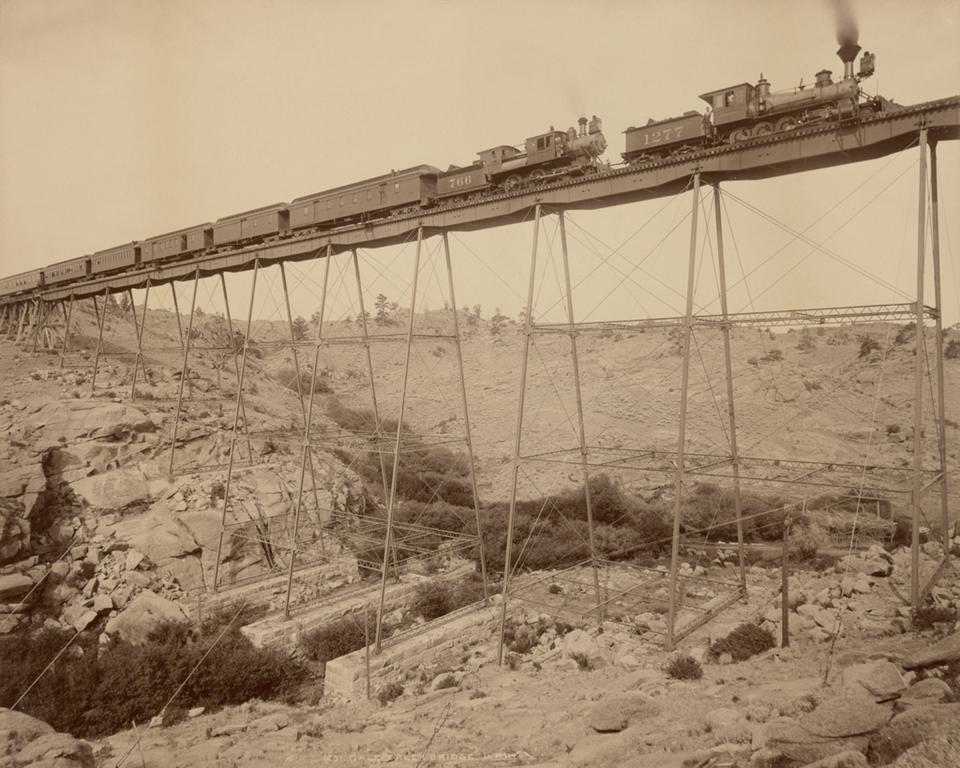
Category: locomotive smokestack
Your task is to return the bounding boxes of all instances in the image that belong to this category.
[837,43,860,80]
[831,0,860,77]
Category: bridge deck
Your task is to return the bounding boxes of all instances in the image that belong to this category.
[5,95,959,305]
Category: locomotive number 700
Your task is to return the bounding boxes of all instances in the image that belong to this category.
[644,125,685,145]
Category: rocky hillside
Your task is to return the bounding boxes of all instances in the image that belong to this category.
[1,301,959,767]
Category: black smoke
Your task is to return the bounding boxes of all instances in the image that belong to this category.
[831,0,859,46]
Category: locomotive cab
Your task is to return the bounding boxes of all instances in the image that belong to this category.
[698,84,755,126]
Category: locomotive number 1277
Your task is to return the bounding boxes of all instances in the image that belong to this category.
[643,125,685,145]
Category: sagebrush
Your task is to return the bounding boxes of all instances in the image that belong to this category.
[0,621,305,739]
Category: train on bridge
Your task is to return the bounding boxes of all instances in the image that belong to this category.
[1,43,893,300]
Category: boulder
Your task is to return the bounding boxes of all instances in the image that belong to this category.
[704,707,744,732]
[841,660,906,702]
[104,590,190,645]
[895,677,951,709]
[562,629,605,667]
[841,550,893,578]
[889,733,960,767]
[588,693,659,733]
[0,707,93,768]
[92,594,114,613]
[0,461,47,518]
[248,712,290,734]
[112,508,200,563]
[801,693,893,738]
[797,604,840,634]
[867,703,960,764]
[764,719,870,765]
[70,467,151,510]
[0,707,53,748]
[15,731,95,767]
[125,549,145,571]
[0,573,33,602]
[23,401,155,445]
[902,631,960,670]
[62,605,98,633]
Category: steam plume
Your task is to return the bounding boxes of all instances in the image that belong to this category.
[831,0,859,46]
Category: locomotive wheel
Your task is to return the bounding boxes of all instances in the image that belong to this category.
[504,174,522,191]
[728,128,751,144]
[776,116,799,132]
[529,169,547,184]
[753,122,774,137]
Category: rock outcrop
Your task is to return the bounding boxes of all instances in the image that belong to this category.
[0,708,94,768]
[104,589,190,645]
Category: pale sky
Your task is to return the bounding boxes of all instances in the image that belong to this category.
[1,0,958,324]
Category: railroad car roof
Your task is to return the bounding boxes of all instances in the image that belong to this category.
[144,223,213,241]
[215,204,289,223]
[291,165,440,203]
[45,256,89,267]
[93,242,138,255]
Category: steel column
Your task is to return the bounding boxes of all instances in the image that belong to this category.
[279,262,325,545]
[352,249,401,580]
[374,228,423,651]
[128,283,150,400]
[219,273,253,463]
[441,232,489,602]
[712,184,748,596]
[213,260,260,591]
[171,283,185,351]
[928,140,950,557]
[558,212,603,623]
[911,131,928,609]
[59,295,74,368]
[280,262,307,424]
[498,204,542,664]
[668,172,701,650]
[353,250,392,501]
[90,289,109,394]
[283,248,332,618]
[168,270,200,476]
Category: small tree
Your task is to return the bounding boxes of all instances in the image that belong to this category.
[762,348,784,363]
[858,335,882,359]
[490,308,507,342]
[374,293,392,326]
[945,339,960,360]
[472,304,482,321]
[291,316,308,341]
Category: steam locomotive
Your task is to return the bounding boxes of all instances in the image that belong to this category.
[623,43,887,162]
[0,44,892,300]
